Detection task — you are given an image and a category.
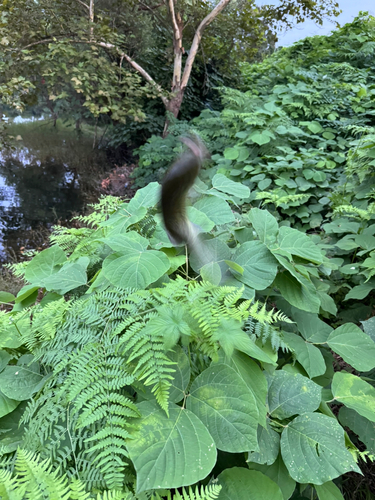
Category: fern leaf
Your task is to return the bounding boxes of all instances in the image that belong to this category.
[0,468,25,500]
[15,448,71,500]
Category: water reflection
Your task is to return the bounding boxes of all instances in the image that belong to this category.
[12,115,46,124]
[0,149,83,261]
[0,122,109,262]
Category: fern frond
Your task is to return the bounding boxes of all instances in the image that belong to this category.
[14,448,70,499]
[74,196,123,228]
[50,226,95,254]
[152,483,222,500]
[248,301,292,325]
[62,343,139,489]
[4,260,30,279]
[26,299,70,351]
[95,489,134,500]
[245,317,291,352]
[0,468,25,500]
[118,316,176,413]
[0,448,127,499]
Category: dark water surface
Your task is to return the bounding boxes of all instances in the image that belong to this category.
[0,119,111,262]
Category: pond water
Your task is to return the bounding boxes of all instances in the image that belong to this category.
[0,118,112,262]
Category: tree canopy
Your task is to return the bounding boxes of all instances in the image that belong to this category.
[0,0,341,131]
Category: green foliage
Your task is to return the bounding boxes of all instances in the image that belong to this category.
[134,12,375,228]
[0,448,135,499]
[3,13,375,500]
[0,0,275,139]
[0,175,373,497]
[151,484,222,500]
[132,121,197,187]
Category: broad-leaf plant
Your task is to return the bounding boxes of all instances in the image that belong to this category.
[1,12,375,500]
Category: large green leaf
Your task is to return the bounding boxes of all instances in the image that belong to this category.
[200,261,222,285]
[103,205,148,233]
[103,249,170,289]
[43,257,89,295]
[306,121,323,134]
[0,390,19,419]
[312,350,334,388]
[315,481,345,500]
[361,316,375,343]
[248,209,279,246]
[282,332,326,379]
[281,413,360,484]
[221,351,267,427]
[15,285,40,304]
[247,420,280,465]
[223,147,239,160]
[0,357,46,401]
[217,467,283,500]
[189,238,231,273]
[275,226,323,264]
[0,351,11,373]
[327,323,375,371]
[233,241,278,290]
[24,245,66,284]
[344,282,374,301]
[212,173,250,199]
[194,196,235,225]
[0,292,15,304]
[0,317,28,349]
[293,311,332,343]
[168,347,190,404]
[273,254,307,286]
[127,182,160,211]
[250,131,272,146]
[317,291,337,316]
[187,364,258,453]
[322,219,360,234]
[187,206,215,232]
[339,407,375,454]
[102,231,149,252]
[248,454,296,500]
[267,371,321,419]
[126,401,216,493]
[213,319,277,365]
[274,272,320,313]
[332,371,375,422]
[0,402,26,454]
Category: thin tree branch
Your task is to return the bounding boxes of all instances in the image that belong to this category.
[180,0,232,89]
[97,41,168,105]
[22,37,72,49]
[138,1,164,11]
[89,0,94,41]
[73,0,90,10]
[168,0,180,43]
[168,0,183,87]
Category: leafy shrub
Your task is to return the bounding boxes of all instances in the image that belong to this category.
[132,121,199,188]
[2,13,375,500]
[0,176,375,498]
[134,13,375,229]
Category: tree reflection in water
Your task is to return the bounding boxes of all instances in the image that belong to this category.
[0,127,110,262]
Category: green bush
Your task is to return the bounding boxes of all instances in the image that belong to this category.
[0,174,374,498]
[1,12,375,500]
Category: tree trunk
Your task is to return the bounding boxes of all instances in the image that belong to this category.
[98,0,232,136]
[163,87,185,137]
[45,100,57,126]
